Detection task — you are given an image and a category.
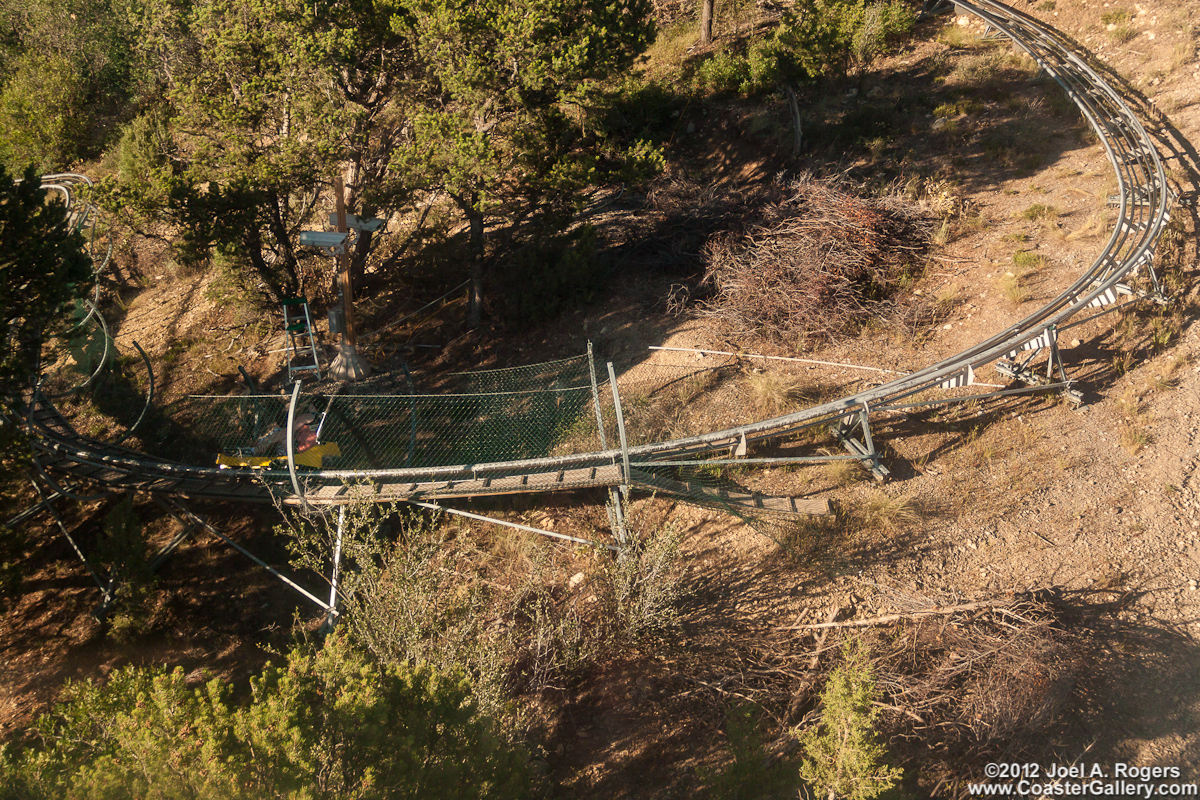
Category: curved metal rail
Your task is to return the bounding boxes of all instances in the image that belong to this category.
[28,0,1179,509]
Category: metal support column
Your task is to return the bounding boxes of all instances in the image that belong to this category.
[321,504,346,633]
[606,362,632,548]
[995,326,1084,405]
[588,342,627,546]
[831,403,890,482]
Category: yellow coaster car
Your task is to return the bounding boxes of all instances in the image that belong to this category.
[217,442,342,470]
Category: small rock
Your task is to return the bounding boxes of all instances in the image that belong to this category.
[568,572,585,590]
[686,122,696,134]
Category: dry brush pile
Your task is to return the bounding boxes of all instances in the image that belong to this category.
[700,177,935,341]
[684,587,1118,787]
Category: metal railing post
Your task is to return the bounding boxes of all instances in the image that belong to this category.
[607,362,631,488]
[286,380,305,507]
[587,341,608,449]
[323,504,345,631]
[606,361,631,548]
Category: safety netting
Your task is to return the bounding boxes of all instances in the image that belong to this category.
[168,354,606,472]
[161,349,838,541]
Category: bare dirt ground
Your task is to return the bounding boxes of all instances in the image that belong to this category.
[3,0,1200,795]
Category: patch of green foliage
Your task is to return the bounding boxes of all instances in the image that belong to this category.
[95,0,657,318]
[94,497,155,640]
[701,702,801,799]
[0,166,92,455]
[0,0,139,171]
[0,634,535,799]
[796,640,902,800]
[690,0,915,97]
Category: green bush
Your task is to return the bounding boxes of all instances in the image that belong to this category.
[93,497,155,638]
[694,49,750,95]
[796,640,901,800]
[605,522,684,641]
[689,0,914,99]
[0,635,535,799]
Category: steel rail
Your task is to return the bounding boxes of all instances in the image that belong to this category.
[28,0,1178,506]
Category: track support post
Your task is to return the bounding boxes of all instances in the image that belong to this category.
[995,325,1084,406]
[607,362,631,548]
[589,344,627,547]
[320,504,346,633]
[831,403,890,482]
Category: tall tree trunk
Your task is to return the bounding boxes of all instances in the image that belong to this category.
[350,229,373,290]
[466,218,484,330]
[449,190,485,329]
[699,0,715,46]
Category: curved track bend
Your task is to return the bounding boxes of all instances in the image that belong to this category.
[27,0,1180,512]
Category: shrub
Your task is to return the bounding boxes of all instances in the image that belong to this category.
[605,522,685,642]
[701,702,801,799]
[0,635,534,800]
[93,497,156,638]
[694,49,750,95]
[796,640,902,800]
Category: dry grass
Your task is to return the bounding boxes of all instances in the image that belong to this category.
[643,16,697,76]
[1171,38,1196,72]
[824,456,866,487]
[745,371,812,416]
[932,218,952,246]
[853,491,920,532]
[1066,212,1110,241]
[998,274,1029,304]
[937,22,984,50]
[1116,388,1152,454]
[1017,203,1058,221]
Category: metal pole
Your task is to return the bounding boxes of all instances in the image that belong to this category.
[163,499,334,614]
[29,477,109,600]
[587,342,608,449]
[607,362,630,487]
[286,380,304,507]
[325,504,345,630]
[589,344,626,546]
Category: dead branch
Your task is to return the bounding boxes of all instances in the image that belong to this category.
[775,599,1024,630]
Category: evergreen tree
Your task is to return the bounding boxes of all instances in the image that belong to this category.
[796,640,902,800]
[0,166,92,427]
[0,635,535,799]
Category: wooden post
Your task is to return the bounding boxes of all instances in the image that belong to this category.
[328,176,370,380]
[699,0,714,45]
[333,177,355,346]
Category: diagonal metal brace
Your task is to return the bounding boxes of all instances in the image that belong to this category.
[995,326,1084,406]
[830,403,890,482]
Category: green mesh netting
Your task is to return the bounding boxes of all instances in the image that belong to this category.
[160,350,842,544]
[169,354,606,471]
